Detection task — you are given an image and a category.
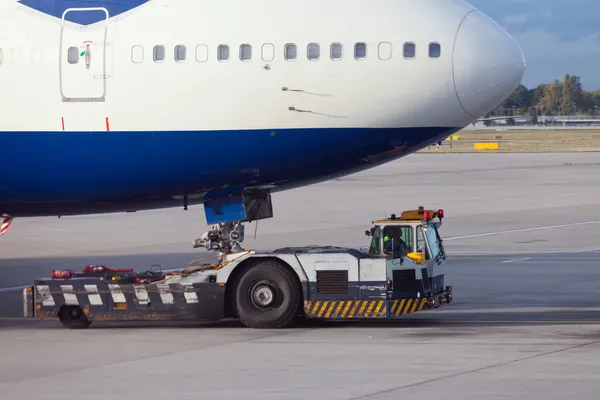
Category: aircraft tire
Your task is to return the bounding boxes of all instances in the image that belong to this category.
[234,259,302,329]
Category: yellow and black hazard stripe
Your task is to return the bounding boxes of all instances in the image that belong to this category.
[389,298,430,317]
[304,298,431,319]
[305,300,387,319]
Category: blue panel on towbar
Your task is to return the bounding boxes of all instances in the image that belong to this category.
[204,195,246,224]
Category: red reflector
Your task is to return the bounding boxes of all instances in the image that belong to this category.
[135,278,141,284]
[51,270,72,279]
[423,211,431,220]
[438,209,444,218]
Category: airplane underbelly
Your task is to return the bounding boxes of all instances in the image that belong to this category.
[0,126,457,205]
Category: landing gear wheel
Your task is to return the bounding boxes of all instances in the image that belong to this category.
[58,306,92,329]
[234,259,302,329]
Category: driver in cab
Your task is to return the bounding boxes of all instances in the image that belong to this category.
[384,229,410,258]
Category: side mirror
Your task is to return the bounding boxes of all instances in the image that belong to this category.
[406,252,425,265]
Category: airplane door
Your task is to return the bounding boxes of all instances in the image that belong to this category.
[59,8,109,102]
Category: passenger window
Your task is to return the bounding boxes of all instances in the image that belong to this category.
[284,44,297,60]
[307,43,320,60]
[429,42,441,58]
[0,49,3,65]
[262,43,274,62]
[378,42,392,60]
[131,45,144,63]
[195,45,208,62]
[67,46,79,64]
[218,45,229,61]
[330,43,342,60]
[404,42,416,59]
[174,45,186,62]
[153,45,165,62]
[240,44,252,61]
[354,42,366,59]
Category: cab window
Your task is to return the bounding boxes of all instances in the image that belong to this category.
[383,225,412,255]
[425,225,443,260]
[368,225,382,255]
[416,226,430,259]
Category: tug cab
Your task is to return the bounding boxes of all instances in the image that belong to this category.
[366,206,448,298]
[367,207,445,261]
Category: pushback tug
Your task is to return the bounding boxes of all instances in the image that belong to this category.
[23,207,452,329]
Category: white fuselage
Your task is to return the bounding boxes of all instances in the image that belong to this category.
[0,0,525,219]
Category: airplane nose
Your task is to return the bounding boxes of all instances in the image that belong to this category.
[453,10,526,118]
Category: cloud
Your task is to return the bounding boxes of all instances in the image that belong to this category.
[470,0,600,89]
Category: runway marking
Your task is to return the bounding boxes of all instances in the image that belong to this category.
[502,258,531,264]
[411,320,600,324]
[0,317,38,321]
[0,285,29,293]
[445,220,600,241]
[573,247,600,253]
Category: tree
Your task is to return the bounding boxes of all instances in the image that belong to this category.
[529,107,538,124]
[542,80,562,114]
[531,84,546,112]
[561,74,583,114]
[489,75,599,118]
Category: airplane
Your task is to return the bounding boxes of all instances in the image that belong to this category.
[0,0,525,253]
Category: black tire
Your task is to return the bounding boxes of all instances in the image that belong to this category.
[234,259,303,329]
[58,306,92,329]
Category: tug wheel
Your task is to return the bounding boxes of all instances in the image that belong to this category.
[234,259,303,329]
[58,306,92,329]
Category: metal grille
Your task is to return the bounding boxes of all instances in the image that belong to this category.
[392,269,416,292]
[316,270,348,294]
[421,268,431,292]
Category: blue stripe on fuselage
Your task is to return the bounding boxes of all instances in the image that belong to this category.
[0,127,459,217]
[19,0,148,25]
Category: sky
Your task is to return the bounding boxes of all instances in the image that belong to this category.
[470,0,600,90]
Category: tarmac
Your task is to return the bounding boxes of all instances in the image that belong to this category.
[1,152,600,399]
